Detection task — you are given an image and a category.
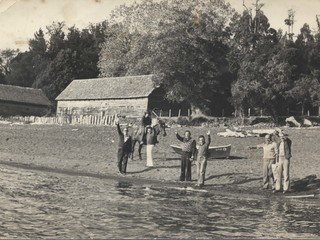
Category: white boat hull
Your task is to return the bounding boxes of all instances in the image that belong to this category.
[170,144,231,160]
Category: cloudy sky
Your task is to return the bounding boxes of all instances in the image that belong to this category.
[0,0,319,51]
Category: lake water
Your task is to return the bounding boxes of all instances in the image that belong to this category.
[0,166,319,239]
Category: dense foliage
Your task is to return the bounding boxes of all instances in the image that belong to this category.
[99,0,235,116]
[1,22,107,101]
[1,0,320,121]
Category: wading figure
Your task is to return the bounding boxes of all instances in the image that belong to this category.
[131,118,167,160]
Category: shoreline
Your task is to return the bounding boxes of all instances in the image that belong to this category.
[0,158,318,201]
[0,123,319,200]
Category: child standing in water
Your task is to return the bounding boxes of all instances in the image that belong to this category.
[195,130,211,187]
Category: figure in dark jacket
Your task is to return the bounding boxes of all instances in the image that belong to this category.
[141,111,153,145]
[141,111,152,127]
[175,130,196,182]
[274,133,292,194]
[116,119,132,174]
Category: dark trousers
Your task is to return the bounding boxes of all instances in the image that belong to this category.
[180,151,192,181]
[118,149,129,174]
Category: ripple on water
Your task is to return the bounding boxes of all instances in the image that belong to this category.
[0,167,320,238]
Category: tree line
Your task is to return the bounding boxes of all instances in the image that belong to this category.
[1,0,320,122]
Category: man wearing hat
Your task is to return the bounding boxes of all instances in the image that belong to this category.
[274,132,292,194]
[252,134,279,189]
[271,128,281,146]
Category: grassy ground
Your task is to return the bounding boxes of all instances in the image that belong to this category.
[0,123,319,195]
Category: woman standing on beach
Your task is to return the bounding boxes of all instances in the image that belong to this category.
[144,126,156,167]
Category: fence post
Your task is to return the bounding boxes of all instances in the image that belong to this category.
[188,109,190,117]
[169,109,171,118]
[178,109,181,117]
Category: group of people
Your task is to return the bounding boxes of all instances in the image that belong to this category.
[115,111,212,187]
[175,129,211,187]
[116,111,292,192]
[116,111,157,174]
[250,129,292,194]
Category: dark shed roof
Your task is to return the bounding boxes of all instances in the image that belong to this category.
[0,84,51,106]
[55,75,158,101]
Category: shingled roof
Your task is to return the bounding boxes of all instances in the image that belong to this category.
[56,75,158,101]
[0,84,51,106]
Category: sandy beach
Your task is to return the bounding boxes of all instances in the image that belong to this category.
[0,123,318,196]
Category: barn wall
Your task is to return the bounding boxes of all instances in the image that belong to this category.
[0,101,50,117]
[56,98,149,117]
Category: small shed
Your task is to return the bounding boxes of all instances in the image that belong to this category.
[0,84,51,116]
[55,75,188,117]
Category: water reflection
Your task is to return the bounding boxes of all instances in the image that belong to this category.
[0,167,319,239]
[111,181,320,239]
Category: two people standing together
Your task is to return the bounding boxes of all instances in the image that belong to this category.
[254,129,292,194]
[175,130,211,187]
[115,111,157,174]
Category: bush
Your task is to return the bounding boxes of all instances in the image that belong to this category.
[176,116,192,126]
[190,116,209,126]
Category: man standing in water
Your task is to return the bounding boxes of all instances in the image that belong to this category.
[115,118,132,175]
[175,130,196,182]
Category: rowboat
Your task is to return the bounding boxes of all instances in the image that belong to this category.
[170,144,231,160]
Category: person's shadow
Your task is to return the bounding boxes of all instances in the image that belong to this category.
[290,175,320,193]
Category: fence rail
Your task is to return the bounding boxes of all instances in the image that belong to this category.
[1,115,118,126]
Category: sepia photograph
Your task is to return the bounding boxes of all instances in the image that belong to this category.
[0,0,320,239]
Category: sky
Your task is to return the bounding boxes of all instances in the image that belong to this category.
[0,0,320,51]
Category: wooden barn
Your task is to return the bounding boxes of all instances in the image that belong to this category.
[0,84,51,117]
[55,75,189,117]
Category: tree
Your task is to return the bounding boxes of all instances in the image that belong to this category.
[0,48,19,76]
[46,22,66,60]
[228,1,297,122]
[5,52,36,87]
[286,22,320,114]
[99,0,235,115]
[32,22,107,101]
[29,29,47,56]
[34,49,77,100]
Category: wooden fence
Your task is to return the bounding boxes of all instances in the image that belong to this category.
[5,115,118,126]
